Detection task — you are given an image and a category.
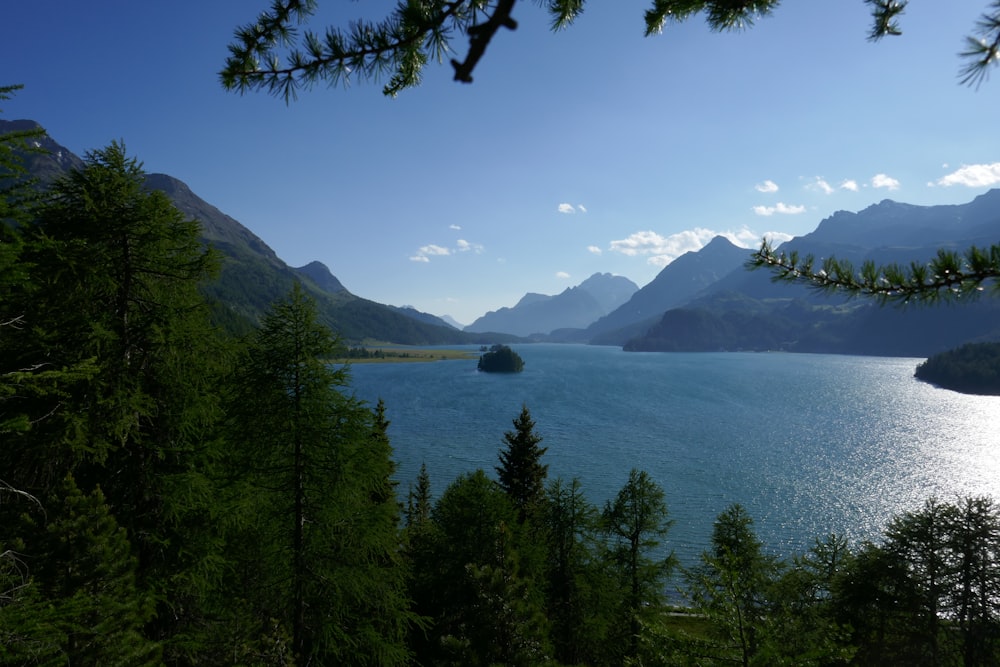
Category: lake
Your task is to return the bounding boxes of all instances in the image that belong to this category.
[347,344,1000,565]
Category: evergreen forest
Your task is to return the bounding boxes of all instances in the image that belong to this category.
[7,92,1000,666]
[478,344,526,373]
[915,342,1000,395]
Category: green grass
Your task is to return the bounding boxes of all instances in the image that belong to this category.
[333,346,478,364]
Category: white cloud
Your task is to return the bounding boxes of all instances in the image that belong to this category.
[587,245,602,255]
[755,180,779,193]
[410,240,483,262]
[610,227,746,266]
[456,239,484,253]
[556,271,571,279]
[936,162,1000,187]
[808,177,834,195]
[839,179,859,192]
[760,230,794,246]
[722,227,774,248]
[558,202,587,214]
[609,226,794,267]
[610,230,674,258]
[752,202,806,216]
[871,173,900,190]
[420,244,450,256]
[449,224,462,230]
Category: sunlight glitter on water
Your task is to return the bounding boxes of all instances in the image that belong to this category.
[348,346,1000,565]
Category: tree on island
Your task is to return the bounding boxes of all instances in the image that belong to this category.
[477,343,524,373]
[222,1,1000,100]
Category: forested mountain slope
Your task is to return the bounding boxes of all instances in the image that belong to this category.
[4,119,484,344]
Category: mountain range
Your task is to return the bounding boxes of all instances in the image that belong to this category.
[465,273,638,337]
[9,118,1000,355]
[624,192,1000,356]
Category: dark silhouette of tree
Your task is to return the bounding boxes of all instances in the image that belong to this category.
[1,476,160,665]
[915,342,1000,395]
[543,476,616,665]
[405,462,434,529]
[419,469,533,663]
[496,404,548,523]
[478,343,524,372]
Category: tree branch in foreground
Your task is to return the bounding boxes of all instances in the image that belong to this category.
[747,239,1000,304]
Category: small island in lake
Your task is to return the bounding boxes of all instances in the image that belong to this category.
[915,342,1000,395]
[477,344,524,373]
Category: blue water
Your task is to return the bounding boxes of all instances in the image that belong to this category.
[347,344,1000,565]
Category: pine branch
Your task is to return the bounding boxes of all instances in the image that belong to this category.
[222,0,492,99]
[223,1,1000,97]
[747,239,1000,304]
[864,0,907,40]
[645,0,779,36]
[959,0,1000,87]
[452,0,518,83]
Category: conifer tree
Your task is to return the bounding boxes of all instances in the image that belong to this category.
[764,534,856,664]
[464,521,552,666]
[543,476,615,666]
[602,468,676,662]
[0,476,160,665]
[686,503,781,667]
[0,86,97,448]
[9,140,220,506]
[405,462,433,529]
[947,496,1000,666]
[224,284,412,666]
[418,469,550,664]
[1,139,226,658]
[496,403,548,524]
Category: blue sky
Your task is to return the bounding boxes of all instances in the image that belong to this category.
[5,1,1000,324]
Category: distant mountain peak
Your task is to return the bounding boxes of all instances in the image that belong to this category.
[515,292,551,308]
[583,236,750,344]
[439,314,466,330]
[294,261,346,294]
[465,273,638,336]
[697,235,743,255]
[299,260,331,273]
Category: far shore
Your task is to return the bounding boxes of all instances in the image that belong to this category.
[332,346,479,364]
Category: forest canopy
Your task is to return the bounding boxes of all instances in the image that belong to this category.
[915,341,1000,395]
